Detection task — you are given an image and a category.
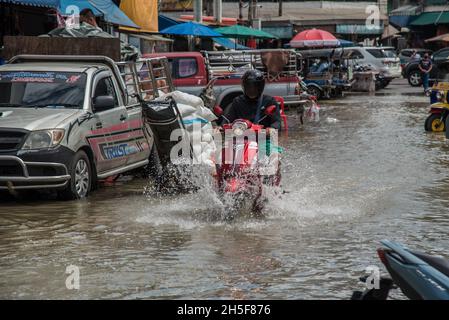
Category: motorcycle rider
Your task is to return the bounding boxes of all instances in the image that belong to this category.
[221,69,282,186]
[222,69,281,130]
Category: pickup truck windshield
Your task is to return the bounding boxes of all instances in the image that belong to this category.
[0,71,87,109]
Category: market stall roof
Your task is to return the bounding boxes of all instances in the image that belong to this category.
[128,33,174,42]
[390,5,422,16]
[0,0,58,7]
[215,25,277,39]
[159,14,179,31]
[425,33,449,43]
[337,39,354,47]
[88,0,139,28]
[336,24,383,35]
[382,24,400,40]
[410,12,449,26]
[389,15,412,28]
[160,21,222,37]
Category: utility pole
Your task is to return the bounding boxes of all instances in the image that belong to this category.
[239,0,243,22]
[248,0,257,27]
[194,0,202,23]
[278,0,283,17]
[213,0,222,24]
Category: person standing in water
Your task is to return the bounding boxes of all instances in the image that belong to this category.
[418,53,433,92]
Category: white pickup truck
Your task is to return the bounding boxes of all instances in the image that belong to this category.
[0,55,173,199]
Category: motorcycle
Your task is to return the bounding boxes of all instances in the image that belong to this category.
[424,81,449,135]
[352,240,449,300]
[212,105,281,217]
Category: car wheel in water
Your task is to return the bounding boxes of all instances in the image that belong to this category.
[408,71,422,87]
[307,86,322,100]
[59,150,91,200]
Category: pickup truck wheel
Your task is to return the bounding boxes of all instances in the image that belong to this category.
[58,150,92,200]
[307,86,322,100]
[408,71,422,87]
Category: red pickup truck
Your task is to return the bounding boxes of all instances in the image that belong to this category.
[145,49,302,110]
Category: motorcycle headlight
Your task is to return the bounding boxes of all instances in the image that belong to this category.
[22,129,65,150]
[232,121,248,136]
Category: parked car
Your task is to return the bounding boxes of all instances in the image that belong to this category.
[343,46,402,86]
[146,49,303,108]
[398,48,433,67]
[402,47,449,86]
[0,54,173,199]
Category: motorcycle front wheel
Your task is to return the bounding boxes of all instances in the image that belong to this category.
[425,113,445,132]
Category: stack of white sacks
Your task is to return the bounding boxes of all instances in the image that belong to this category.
[156,91,218,168]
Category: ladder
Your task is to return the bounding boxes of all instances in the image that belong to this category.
[116,57,174,106]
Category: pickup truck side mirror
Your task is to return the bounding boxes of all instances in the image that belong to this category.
[93,95,115,112]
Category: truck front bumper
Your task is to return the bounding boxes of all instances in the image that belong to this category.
[0,155,71,191]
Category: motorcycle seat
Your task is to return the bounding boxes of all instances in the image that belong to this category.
[412,251,449,278]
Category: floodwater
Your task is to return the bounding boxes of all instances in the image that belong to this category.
[1,87,449,299]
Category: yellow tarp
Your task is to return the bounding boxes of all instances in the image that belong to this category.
[120,0,158,33]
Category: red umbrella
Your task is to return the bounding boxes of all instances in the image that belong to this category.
[290,28,340,48]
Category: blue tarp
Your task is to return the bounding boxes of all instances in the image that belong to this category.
[85,0,139,28]
[160,21,222,37]
[337,39,354,47]
[0,0,58,7]
[158,15,179,31]
[1,0,139,28]
[214,37,249,50]
[58,0,102,16]
[389,15,412,28]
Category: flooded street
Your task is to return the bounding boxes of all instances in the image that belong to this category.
[1,81,449,299]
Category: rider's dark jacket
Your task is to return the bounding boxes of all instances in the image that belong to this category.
[222,94,281,130]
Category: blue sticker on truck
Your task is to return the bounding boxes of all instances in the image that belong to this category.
[0,71,85,84]
[100,142,141,160]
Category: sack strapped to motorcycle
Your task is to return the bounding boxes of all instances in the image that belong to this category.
[142,98,193,166]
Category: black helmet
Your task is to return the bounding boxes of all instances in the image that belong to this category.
[242,70,265,100]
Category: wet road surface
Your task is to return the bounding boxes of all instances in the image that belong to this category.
[1,81,449,299]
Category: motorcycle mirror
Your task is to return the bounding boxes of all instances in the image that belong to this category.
[213,105,224,116]
[265,105,276,115]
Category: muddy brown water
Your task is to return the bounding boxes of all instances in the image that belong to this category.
[1,90,449,299]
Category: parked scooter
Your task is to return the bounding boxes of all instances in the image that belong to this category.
[212,105,280,216]
[424,81,449,134]
[352,240,449,300]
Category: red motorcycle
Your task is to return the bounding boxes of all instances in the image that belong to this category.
[213,105,280,216]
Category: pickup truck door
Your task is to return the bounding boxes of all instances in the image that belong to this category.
[89,71,129,173]
[125,103,152,166]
